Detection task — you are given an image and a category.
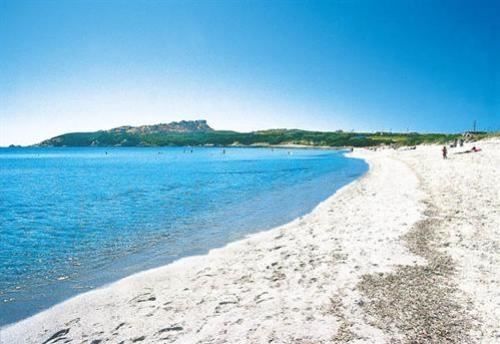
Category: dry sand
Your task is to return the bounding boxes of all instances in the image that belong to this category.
[1,140,498,344]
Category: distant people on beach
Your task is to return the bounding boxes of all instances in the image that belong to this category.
[457,146,482,154]
[442,146,447,159]
[454,145,482,155]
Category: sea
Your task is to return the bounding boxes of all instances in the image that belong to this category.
[0,146,367,326]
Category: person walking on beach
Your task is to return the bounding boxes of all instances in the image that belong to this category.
[442,146,447,159]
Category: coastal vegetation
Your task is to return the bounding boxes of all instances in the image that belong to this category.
[37,120,485,148]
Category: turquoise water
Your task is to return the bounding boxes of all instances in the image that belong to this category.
[0,147,366,326]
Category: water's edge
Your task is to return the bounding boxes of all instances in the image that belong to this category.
[1,151,368,329]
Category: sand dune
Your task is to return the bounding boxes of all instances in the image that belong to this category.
[2,140,498,343]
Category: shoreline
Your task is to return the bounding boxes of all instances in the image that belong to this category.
[14,144,345,150]
[0,148,366,328]
[1,153,373,340]
[1,152,368,331]
[2,140,498,343]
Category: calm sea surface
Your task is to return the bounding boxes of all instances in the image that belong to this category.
[0,147,367,326]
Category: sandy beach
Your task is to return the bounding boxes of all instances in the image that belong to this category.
[1,140,499,344]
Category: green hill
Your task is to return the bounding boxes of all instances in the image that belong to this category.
[37,120,463,148]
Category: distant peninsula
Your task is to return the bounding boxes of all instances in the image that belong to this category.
[37,119,465,148]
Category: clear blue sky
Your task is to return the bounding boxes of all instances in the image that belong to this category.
[1,0,498,145]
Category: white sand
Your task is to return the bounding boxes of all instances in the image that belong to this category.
[1,140,498,343]
[394,139,500,342]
